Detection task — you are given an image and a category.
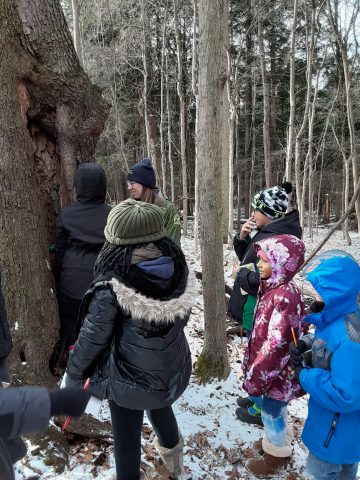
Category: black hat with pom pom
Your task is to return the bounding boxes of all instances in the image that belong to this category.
[251,182,292,219]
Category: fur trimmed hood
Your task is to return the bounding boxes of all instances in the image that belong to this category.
[109,269,197,325]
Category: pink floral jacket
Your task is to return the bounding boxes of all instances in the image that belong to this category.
[242,234,306,401]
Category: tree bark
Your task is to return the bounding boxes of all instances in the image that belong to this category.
[0,0,109,384]
[173,0,188,235]
[196,0,230,383]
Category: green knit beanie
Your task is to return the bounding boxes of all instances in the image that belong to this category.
[104,199,165,245]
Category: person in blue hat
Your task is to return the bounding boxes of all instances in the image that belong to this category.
[290,251,360,480]
[127,158,181,246]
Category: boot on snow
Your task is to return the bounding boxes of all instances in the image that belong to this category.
[236,405,263,426]
[154,432,185,479]
[245,452,289,477]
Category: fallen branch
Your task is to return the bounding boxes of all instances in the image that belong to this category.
[301,175,360,270]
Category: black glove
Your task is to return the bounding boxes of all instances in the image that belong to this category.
[289,339,307,370]
[49,387,91,417]
[308,300,325,314]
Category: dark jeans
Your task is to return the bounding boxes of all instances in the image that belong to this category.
[109,401,179,480]
[58,293,82,347]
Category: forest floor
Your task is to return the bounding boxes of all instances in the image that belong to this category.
[15,224,360,480]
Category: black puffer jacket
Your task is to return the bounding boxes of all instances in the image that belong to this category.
[227,210,302,325]
[55,163,111,300]
[0,272,12,360]
[66,260,194,410]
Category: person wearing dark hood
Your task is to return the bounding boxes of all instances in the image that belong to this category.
[127,158,181,246]
[55,163,111,351]
[65,199,194,480]
[227,182,302,424]
[0,384,90,480]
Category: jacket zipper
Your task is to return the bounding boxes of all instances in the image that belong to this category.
[323,412,340,448]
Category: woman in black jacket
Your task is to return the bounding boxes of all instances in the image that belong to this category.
[55,163,111,349]
[65,199,194,480]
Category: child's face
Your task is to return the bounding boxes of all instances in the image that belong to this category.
[258,257,272,279]
[253,209,272,228]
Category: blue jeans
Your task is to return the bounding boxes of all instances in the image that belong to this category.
[261,396,288,448]
[305,453,358,480]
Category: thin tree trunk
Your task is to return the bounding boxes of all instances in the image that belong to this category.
[196,0,230,382]
[258,0,275,187]
[285,0,299,181]
[192,0,200,253]
[326,0,360,236]
[165,53,175,202]
[159,1,168,195]
[173,0,188,235]
[71,0,82,63]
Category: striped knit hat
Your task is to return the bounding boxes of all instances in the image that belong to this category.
[104,199,165,245]
[251,182,293,219]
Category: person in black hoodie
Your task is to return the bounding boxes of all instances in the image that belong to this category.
[65,199,194,480]
[55,163,111,350]
[227,182,302,424]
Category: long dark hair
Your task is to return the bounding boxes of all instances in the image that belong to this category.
[94,237,186,279]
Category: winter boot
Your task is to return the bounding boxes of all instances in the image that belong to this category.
[245,452,289,477]
[154,432,184,480]
[236,405,263,426]
[236,396,253,409]
[245,435,291,477]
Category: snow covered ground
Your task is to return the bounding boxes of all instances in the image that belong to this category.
[15,226,360,479]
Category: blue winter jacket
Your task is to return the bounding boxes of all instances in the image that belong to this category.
[300,251,360,464]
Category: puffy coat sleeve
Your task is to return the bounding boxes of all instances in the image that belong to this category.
[233,235,250,261]
[299,341,360,413]
[0,387,50,439]
[237,268,260,297]
[66,286,119,383]
[164,202,181,246]
[244,297,302,397]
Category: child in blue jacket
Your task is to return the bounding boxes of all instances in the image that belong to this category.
[290,250,360,480]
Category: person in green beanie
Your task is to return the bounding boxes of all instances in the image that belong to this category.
[127,158,181,246]
[65,199,194,480]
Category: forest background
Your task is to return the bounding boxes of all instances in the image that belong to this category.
[0,0,359,388]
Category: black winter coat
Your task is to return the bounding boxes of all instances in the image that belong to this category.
[66,262,194,410]
[55,163,111,300]
[0,386,50,480]
[0,272,12,360]
[227,209,302,325]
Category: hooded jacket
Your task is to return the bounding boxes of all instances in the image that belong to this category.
[300,251,360,464]
[66,251,194,410]
[227,209,302,331]
[242,234,306,401]
[55,163,111,299]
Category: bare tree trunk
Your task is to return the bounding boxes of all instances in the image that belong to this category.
[0,0,109,384]
[285,0,299,181]
[258,0,275,187]
[159,1,168,195]
[173,0,188,235]
[326,0,360,236]
[71,0,82,63]
[191,0,200,253]
[141,0,161,180]
[295,2,315,226]
[165,53,175,202]
[196,0,230,382]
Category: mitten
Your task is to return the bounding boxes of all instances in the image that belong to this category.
[308,300,325,313]
[289,339,307,370]
[49,387,90,417]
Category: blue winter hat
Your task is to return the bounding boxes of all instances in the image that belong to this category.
[128,158,156,189]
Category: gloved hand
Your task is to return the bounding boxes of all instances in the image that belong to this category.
[49,387,90,417]
[289,339,307,370]
[308,300,325,313]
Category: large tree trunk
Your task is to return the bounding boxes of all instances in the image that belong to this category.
[0,0,109,384]
[196,0,230,383]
